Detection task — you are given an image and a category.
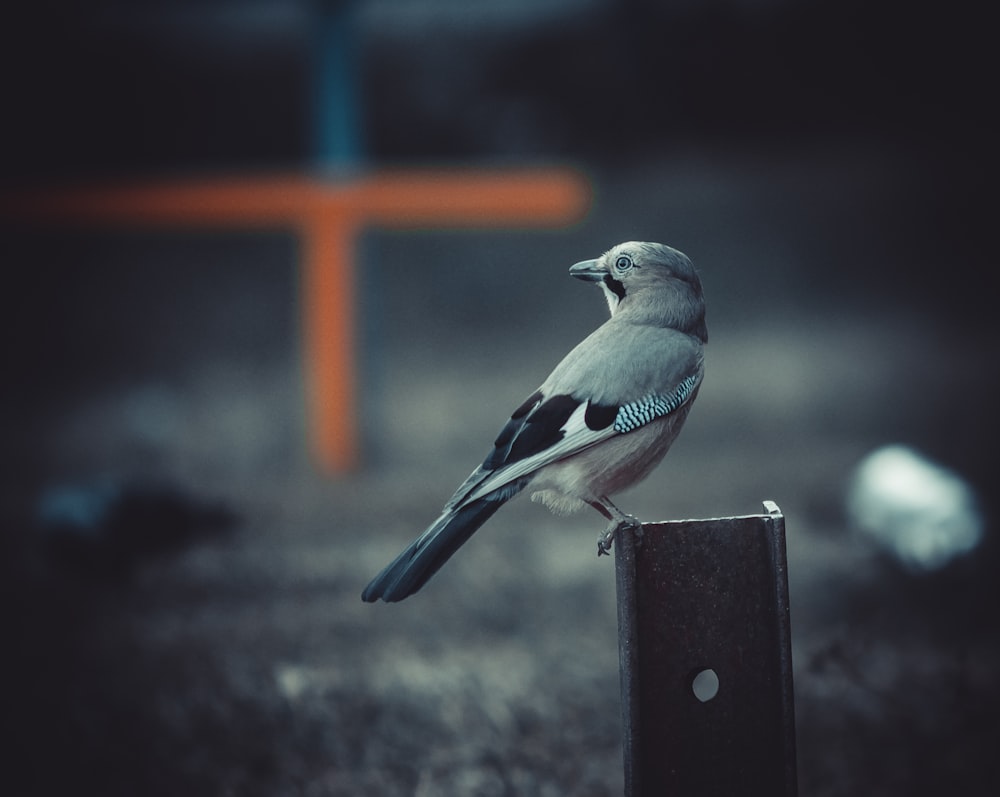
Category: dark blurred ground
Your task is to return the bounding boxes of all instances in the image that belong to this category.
[1,2,999,796]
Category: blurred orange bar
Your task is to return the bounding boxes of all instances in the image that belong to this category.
[6,169,590,471]
[13,170,589,228]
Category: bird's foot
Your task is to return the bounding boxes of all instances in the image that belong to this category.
[597,514,641,556]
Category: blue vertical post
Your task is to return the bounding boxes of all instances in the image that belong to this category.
[312,0,363,171]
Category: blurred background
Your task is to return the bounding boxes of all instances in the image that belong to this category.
[1,1,997,795]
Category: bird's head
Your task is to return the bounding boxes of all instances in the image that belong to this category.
[569,241,707,342]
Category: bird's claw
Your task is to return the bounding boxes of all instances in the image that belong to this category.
[597,515,641,556]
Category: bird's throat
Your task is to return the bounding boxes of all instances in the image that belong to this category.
[600,275,626,314]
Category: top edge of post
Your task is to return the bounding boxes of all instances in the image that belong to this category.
[636,501,782,529]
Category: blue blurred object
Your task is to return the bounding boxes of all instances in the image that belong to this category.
[846,445,984,571]
[313,0,363,170]
[37,481,123,539]
[36,480,237,579]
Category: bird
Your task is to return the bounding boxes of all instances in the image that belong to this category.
[362,241,707,603]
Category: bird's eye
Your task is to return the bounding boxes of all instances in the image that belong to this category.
[614,255,633,272]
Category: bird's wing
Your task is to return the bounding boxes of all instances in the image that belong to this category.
[445,366,702,510]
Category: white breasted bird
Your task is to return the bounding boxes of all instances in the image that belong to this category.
[362,241,707,602]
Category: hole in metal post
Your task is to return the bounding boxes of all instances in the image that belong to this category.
[691,668,720,702]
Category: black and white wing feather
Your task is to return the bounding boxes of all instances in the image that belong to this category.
[448,371,701,510]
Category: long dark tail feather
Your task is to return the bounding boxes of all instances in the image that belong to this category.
[362,484,524,603]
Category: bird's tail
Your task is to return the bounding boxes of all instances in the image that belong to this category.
[361,483,526,602]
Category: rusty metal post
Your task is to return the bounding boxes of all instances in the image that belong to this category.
[615,501,797,796]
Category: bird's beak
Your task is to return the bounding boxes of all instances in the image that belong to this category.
[569,258,604,282]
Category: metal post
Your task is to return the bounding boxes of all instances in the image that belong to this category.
[615,501,797,796]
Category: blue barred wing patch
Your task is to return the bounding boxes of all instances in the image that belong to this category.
[614,374,699,434]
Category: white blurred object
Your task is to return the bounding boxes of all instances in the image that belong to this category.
[847,445,983,571]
